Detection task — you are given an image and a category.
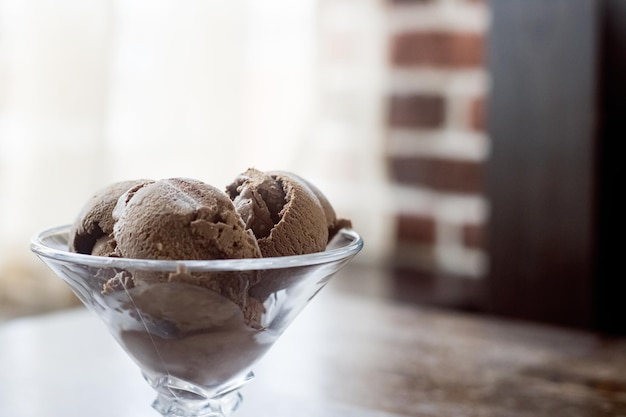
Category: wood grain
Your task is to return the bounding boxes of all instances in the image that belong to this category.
[1,280,625,416]
[486,0,598,328]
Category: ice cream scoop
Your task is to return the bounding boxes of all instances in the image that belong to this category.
[70,177,264,327]
[69,179,151,256]
[112,178,261,261]
[226,168,351,257]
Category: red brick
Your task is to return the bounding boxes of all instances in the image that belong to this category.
[388,94,445,128]
[462,223,486,249]
[389,156,485,194]
[391,31,485,68]
[396,213,437,244]
[469,96,486,131]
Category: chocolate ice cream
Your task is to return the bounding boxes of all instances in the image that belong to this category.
[226,168,351,257]
[66,169,353,390]
[112,178,261,261]
[69,179,150,256]
[69,177,264,321]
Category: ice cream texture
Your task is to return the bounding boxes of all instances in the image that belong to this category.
[70,170,350,260]
[69,179,148,257]
[68,169,351,387]
[226,168,351,257]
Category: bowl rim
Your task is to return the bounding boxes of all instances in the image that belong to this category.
[31,225,364,271]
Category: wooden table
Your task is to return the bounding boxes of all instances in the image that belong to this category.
[1,281,625,417]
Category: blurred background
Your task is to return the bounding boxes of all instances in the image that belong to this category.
[1,0,622,333]
[0,0,489,319]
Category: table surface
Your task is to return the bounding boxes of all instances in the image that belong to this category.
[1,282,626,417]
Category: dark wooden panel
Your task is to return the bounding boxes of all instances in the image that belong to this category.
[595,0,626,334]
[486,0,599,328]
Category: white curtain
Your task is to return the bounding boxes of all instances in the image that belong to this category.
[0,0,391,287]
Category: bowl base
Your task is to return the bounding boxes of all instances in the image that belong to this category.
[148,373,252,417]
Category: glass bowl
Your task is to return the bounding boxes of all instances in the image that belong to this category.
[31,225,363,417]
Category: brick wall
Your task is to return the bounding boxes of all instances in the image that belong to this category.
[386,0,490,307]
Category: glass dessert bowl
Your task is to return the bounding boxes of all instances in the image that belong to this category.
[31,225,363,417]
